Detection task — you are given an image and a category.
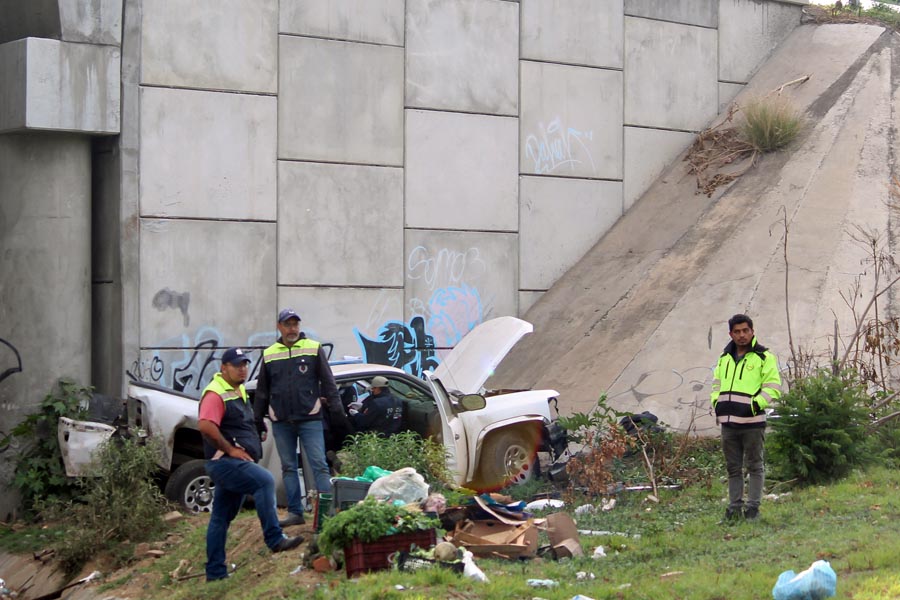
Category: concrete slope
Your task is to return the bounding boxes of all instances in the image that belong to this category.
[492,23,896,434]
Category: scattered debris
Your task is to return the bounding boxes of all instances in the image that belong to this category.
[313,556,337,573]
[573,504,595,515]
[575,571,595,581]
[526,579,559,588]
[545,513,583,559]
[525,498,565,511]
[170,559,191,579]
[592,546,607,559]
[602,498,616,511]
[661,571,684,579]
[772,560,837,600]
[570,595,597,600]
[461,549,488,583]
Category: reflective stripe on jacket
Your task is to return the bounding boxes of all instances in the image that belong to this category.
[254,336,339,423]
[200,372,262,461]
[710,337,782,429]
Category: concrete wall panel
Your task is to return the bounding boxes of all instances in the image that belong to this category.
[719,0,800,83]
[521,0,623,68]
[405,229,518,346]
[624,127,695,210]
[277,287,405,361]
[0,0,61,44]
[520,176,623,290]
[406,110,518,231]
[141,0,277,93]
[280,0,404,46]
[518,291,544,317]
[59,0,122,45]
[139,219,276,348]
[0,38,119,134]
[139,87,276,220]
[624,0,717,28]
[624,17,718,131]
[719,81,745,113]
[279,36,403,165]
[521,61,623,179]
[278,162,404,286]
[406,0,518,115]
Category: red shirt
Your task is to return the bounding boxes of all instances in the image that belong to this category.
[198,391,226,426]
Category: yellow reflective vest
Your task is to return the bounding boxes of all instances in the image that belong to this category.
[710,337,782,428]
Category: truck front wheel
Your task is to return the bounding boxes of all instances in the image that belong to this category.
[165,459,214,513]
[477,428,539,490]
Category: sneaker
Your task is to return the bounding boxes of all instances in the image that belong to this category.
[279,512,306,527]
[744,507,759,520]
[271,535,304,553]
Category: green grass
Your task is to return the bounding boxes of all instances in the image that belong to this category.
[5,464,900,599]
[740,97,804,152]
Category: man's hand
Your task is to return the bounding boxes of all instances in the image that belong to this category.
[227,445,253,462]
[258,421,268,442]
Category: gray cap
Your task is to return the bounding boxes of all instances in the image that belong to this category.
[371,376,390,388]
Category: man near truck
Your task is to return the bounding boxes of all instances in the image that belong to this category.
[710,314,782,522]
[254,308,342,527]
[198,347,303,582]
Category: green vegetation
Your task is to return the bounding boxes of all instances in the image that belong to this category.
[318,496,440,555]
[47,434,168,573]
[740,97,804,152]
[337,430,453,486]
[28,462,897,599]
[3,379,90,515]
[767,370,876,484]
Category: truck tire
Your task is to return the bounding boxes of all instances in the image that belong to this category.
[476,428,539,491]
[165,459,214,513]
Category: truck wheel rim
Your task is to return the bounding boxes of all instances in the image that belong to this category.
[186,476,214,513]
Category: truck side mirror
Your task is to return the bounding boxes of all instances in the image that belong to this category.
[458,394,487,412]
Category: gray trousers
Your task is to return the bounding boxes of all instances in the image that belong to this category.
[721,426,765,510]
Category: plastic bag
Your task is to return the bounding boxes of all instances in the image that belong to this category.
[366,467,429,504]
[772,560,837,600]
[361,465,393,482]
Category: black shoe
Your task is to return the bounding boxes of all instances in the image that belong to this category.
[279,512,306,527]
[271,535,304,553]
[721,507,742,523]
[744,507,759,520]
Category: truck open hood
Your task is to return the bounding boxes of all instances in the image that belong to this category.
[432,316,533,395]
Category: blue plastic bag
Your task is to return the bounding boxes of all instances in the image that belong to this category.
[772,560,837,600]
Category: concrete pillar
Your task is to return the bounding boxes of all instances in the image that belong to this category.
[0,132,92,521]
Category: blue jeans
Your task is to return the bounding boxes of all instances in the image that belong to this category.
[272,419,333,514]
[721,426,766,511]
[204,458,285,581]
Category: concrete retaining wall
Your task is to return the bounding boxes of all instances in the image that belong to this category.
[0,0,807,412]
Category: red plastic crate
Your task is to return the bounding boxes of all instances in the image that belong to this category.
[343,529,437,578]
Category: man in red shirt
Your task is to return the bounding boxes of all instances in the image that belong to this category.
[199,347,303,582]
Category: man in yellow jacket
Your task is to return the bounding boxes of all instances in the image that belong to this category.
[710,314,782,521]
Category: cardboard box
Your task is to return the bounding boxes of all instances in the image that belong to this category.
[449,519,538,559]
[544,512,583,559]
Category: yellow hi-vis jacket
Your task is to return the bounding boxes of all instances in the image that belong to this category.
[710,337,782,428]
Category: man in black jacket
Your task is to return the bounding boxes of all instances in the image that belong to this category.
[254,309,343,527]
[349,376,403,436]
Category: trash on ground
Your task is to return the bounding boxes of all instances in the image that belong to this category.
[461,549,489,582]
[367,467,429,504]
[573,504,595,515]
[602,498,616,511]
[592,546,607,559]
[448,518,538,559]
[576,571,595,580]
[525,498,565,511]
[570,595,597,600]
[579,529,640,539]
[772,559,837,600]
[527,579,559,588]
[544,512,583,559]
[660,571,684,579]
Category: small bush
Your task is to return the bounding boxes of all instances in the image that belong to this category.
[767,370,875,485]
[740,98,803,152]
[52,433,167,574]
[5,379,90,516]
[338,431,453,486]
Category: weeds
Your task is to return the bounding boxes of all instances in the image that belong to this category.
[740,97,804,152]
[4,379,90,516]
[338,431,453,486]
[49,433,167,574]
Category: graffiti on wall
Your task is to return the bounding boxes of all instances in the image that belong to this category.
[525,117,596,175]
[152,288,191,327]
[607,366,717,434]
[127,327,273,395]
[355,316,439,378]
[0,338,22,387]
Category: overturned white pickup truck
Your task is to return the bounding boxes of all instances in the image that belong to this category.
[60,317,569,512]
